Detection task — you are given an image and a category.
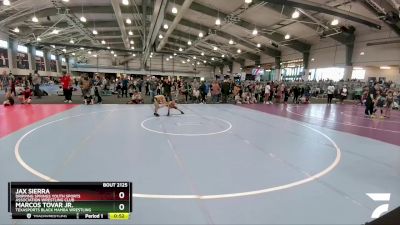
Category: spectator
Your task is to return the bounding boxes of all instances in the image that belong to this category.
[32,71,41,98]
[327,83,335,104]
[19,86,32,104]
[60,73,72,103]
[3,91,14,106]
[211,81,221,103]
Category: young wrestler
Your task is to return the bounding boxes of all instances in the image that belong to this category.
[153,95,184,117]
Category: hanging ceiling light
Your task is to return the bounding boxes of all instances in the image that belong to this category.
[72,53,75,56]
[193,56,196,59]
[187,59,190,62]
[132,53,136,57]
[92,29,98,35]
[245,0,252,3]
[215,18,221,25]
[122,0,129,5]
[131,46,135,50]
[3,0,10,5]
[201,52,204,56]
[80,16,87,23]
[179,47,183,52]
[292,10,300,19]
[107,46,110,49]
[203,60,206,63]
[101,40,106,44]
[211,57,215,61]
[126,18,132,24]
[93,54,97,58]
[80,47,84,50]
[128,30,133,36]
[32,16,39,23]
[130,40,134,44]
[331,18,339,26]
[62,49,67,52]
[213,46,218,51]
[229,39,234,45]
[88,51,92,55]
[284,34,290,40]
[52,29,59,34]
[166,58,169,61]
[221,54,225,58]
[111,50,115,54]
[158,34,163,39]
[36,37,41,41]
[187,40,192,45]
[360,51,365,55]
[51,45,56,48]
[13,27,20,33]
[172,6,178,14]
[237,49,241,53]
[62,0,69,2]
[114,54,117,57]
[252,28,258,35]
[169,55,173,58]
[163,24,169,30]
[197,62,200,65]
[199,32,203,38]
[69,39,74,44]
[257,43,261,48]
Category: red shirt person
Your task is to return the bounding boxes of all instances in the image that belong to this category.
[60,73,73,103]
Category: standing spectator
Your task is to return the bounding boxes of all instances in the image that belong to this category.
[1,70,9,92]
[221,80,230,103]
[121,76,129,98]
[327,83,335,104]
[9,72,16,96]
[339,85,348,104]
[60,73,72,103]
[27,73,33,86]
[163,79,172,101]
[211,81,221,103]
[199,81,207,103]
[32,70,41,98]
[264,82,271,104]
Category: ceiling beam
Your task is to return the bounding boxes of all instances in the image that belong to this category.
[156,0,194,51]
[360,0,400,36]
[111,0,130,49]
[256,0,382,29]
[174,0,310,53]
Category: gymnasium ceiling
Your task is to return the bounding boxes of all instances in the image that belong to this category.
[0,0,399,66]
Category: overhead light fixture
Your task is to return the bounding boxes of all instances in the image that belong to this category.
[122,0,129,5]
[80,16,87,23]
[51,45,56,48]
[229,39,234,45]
[93,54,97,58]
[3,0,11,6]
[197,62,200,65]
[187,59,190,62]
[72,52,76,56]
[52,29,59,34]
[292,10,300,19]
[69,39,74,44]
[131,46,135,50]
[130,40,134,44]
[201,52,204,56]
[187,40,192,45]
[193,56,196,59]
[111,50,115,54]
[380,66,391,70]
[150,55,152,58]
[62,48,66,52]
[92,29,98,35]
[203,60,206,63]
[360,51,365,55]
[221,54,225,58]
[107,46,110,49]
[211,57,215,61]
[237,49,241,53]
[182,60,185,64]
[114,54,117,57]
[179,47,183,51]
[126,18,132,24]
[158,34,163,39]
[13,27,20,33]
[215,18,221,25]
[331,18,339,26]
[101,40,106,44]
[169,55,173,58]
[32,16,39,23]
[172,6,178,14]
[88,51,92,55]
[62,0,69,2]
[128,30,133,36]
[252,28,258,35]
[311,58,315,61]
[245,0,252,3]
[353,67,363,70]
[284,34,290,40]
[166,58,169,61]
[132,53,136,57]
[36,37,41,41]
[199,32,203,37]
[163,24,168,30]
[213,46,218,51]
[257,43,261,48]
[80,47,84,50]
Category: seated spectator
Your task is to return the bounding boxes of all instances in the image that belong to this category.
[3,91,15,106]
[127,90,143,104]
[19,86,32,104]
[192,88,200,103]
[234,94,242,104]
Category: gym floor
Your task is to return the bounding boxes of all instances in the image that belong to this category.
[0,104,399,224]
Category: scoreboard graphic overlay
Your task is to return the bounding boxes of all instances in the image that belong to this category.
[8,182,132,220]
